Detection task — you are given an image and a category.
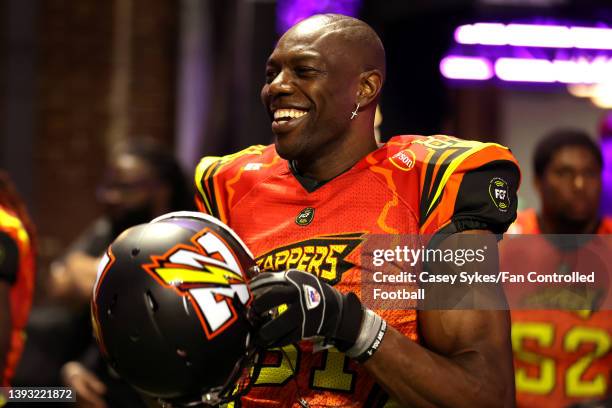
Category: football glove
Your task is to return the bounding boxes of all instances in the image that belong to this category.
[249,269,387,362]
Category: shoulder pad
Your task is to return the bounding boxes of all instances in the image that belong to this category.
[194,145,280,223]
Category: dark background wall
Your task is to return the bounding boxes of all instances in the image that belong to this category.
[0,0,609,293]
[0,0,177,274]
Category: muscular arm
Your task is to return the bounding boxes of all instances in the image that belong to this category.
[363,230,515,407]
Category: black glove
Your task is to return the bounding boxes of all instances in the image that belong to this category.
[248,269,364,351]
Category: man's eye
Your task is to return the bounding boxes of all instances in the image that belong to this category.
[555,168,573,178]
[295,66,317,76]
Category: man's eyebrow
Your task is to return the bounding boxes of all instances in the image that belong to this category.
[289,51,321,61]
[267,50,322,66]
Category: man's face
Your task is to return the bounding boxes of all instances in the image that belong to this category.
[261,23,361,161]
[537,145,601,225]
[97,154,160,229]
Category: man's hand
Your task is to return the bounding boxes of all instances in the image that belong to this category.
[61,362,107,408]
[249,269,364,351]
[49,252,101,305]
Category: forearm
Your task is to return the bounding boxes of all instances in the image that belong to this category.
[364,323,514,408]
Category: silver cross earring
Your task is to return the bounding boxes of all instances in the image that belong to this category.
[350,102,360,120]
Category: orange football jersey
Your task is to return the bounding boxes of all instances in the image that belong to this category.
[505,209,612,408]
[0,205,35,386]
[195,135,520,407]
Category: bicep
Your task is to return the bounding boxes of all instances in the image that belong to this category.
[421,229,512,355]
[419,230,514,393]
[418,309,512,361]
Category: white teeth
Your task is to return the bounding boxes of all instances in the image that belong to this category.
[273,109,307,120]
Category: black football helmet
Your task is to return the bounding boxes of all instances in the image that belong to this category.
[91,211,260,407]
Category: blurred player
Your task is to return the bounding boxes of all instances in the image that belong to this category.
[48,140,193,408]
[505,129,612,407]
[0,171,36,389]
[195,14,520,407]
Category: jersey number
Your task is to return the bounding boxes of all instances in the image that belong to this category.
[512,322,610,398]
[254,345,356,392]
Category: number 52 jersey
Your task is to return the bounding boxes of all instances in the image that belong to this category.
[195,135,520,407]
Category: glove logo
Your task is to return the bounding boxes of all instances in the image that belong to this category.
[303,284,321,310]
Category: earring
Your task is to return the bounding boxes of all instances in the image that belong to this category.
[350,102,360,120]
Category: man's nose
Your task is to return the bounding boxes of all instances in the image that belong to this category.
[268,71,293,96]
[573,174,585,190]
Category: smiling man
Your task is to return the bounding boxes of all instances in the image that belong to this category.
[195,14,520,407]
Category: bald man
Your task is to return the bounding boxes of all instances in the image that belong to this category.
[195,14,520,407]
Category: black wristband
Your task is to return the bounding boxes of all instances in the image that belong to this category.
[354,320,387,363]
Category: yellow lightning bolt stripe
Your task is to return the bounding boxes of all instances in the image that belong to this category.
[194,156,222,215]
[426,141,505,215]
[194,145,268,217]
[0,207,30,245]
[156,264,244,285]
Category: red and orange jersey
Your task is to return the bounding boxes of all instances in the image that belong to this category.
[505,210,612,408]
[0,205,35,386]
[195,135,520,407]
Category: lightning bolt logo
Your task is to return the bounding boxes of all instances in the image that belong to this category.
[142,227,252,339]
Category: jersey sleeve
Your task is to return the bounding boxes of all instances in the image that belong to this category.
[0,232,19,284]
[194,145,271,224]
[414,135,521,235]
[194,155,225,220]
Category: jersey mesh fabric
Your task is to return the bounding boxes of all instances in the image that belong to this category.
[196,135,519,407]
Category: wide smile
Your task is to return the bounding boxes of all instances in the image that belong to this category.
[271,108,309,134]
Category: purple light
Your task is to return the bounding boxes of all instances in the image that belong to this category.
[495,58,555,82]
[440,55,612,84]
[276,0,362,35]
[455,23,507,45]
[440,56,494,80]
[572,27,612,50]
[455,23,612,50]
[507,24,572,48]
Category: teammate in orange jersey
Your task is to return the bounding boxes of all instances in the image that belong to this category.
[505,129,612,408]
[195,14,520,407]
[0,172,36,389]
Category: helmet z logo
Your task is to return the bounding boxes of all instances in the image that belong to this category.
[143,228,252,340]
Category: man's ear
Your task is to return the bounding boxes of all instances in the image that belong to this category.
[357,69,383,108]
